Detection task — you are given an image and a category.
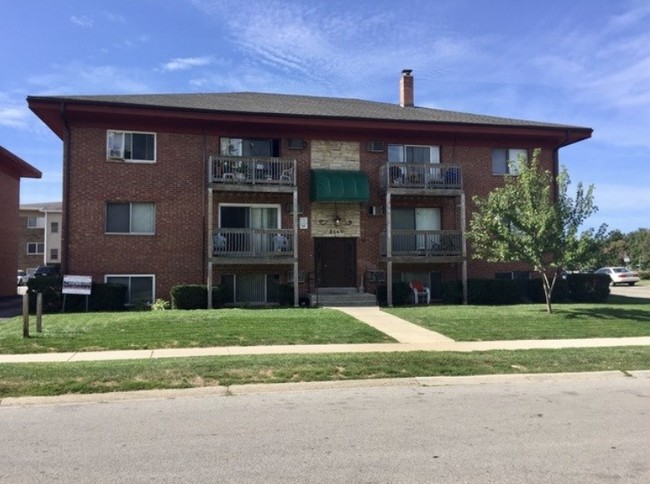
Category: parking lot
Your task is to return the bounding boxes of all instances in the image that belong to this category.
[610,283,650,299]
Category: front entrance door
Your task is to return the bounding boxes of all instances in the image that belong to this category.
[315,238,356,287]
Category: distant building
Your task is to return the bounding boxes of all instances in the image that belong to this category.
[28,71,592,306]
[0,146,41,297]
[18,201,63,274]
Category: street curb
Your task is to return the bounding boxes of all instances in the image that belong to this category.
[0,370,640,407]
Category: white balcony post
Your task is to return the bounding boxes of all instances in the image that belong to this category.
[460,192,468,305]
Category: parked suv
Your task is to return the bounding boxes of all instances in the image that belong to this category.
[34,265,61,278]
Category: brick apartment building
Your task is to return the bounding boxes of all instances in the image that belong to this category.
[17,201,63,274]
[27,71,592,306]
[0,146,41,297]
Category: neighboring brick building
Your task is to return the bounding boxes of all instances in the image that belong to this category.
[17,201,63,274]
[0,146,41,298]
[27,71,591,306]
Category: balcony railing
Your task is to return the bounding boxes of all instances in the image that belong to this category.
[210,156,296,187]
[381,230,463,257]
[380,162,462,190]
[213,228,294,258]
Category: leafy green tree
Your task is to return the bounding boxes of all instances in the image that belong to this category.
[468,149,605,313]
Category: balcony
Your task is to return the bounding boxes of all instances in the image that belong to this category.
[380,162,462,194]
[210,156,296,192]
[381,230,464,263]
[211,228,295,264]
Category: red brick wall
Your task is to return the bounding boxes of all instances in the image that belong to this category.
[0,171,19,297]
[66,120,558,300]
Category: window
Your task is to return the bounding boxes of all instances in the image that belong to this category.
[27,242,45,255]
[50,248,59,260]
[27,216,45,229]
[220,137,280,157]
[495,271,531,280]
[492,148,527,175]
[220,273,279,304]
[388,144,440,163]
[50,221,59,233]
[106,202,155,234]
[107,130,156,162]
[105,275,155,306]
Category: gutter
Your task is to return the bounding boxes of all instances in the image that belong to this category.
[60,102,71,275]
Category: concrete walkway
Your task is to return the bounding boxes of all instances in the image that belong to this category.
[0,306,649,364]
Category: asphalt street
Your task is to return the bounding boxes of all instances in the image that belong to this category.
[1,372,648,483]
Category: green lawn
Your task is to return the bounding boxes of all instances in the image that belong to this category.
[1,347,648,398]
[0,308,394,354]
[384,295,650,341]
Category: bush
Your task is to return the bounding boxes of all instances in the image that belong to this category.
[639,270,650,280]
[441,281,463,304]
[170,285,224,309]
[525,278,569,304]
[565,273,610,303]
[26,276,63,313]
[26,278,128,313]
[278,284,294,306]
[466,279,524,305]
[376,281,413,306]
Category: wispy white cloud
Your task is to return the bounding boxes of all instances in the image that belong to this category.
[27,64,152,94]
[162,56,212,71]
[70,15,93,28]
[0,105,30,129]
[102,11,126,23]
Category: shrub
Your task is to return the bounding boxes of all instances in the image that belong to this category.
[639,270,650,280]
[565,273,610,303]
[170,285,224,309]
[525,278,569,304]
[151,298,171,310]
[26,278,128,313]
[26,276,63,313]
[441,281,463,304]
[376,281,413,306]
[466,279,523,305]
[278,284,294,306]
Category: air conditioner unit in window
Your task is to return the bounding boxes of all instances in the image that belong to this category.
[368,205,384,216]
[287,271,307,284]
[108,149,124,159]
[287,138,307,150]
[367,141,385,153]
[365,271,386,283]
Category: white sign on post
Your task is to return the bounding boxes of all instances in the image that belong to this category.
[62,275,92,295]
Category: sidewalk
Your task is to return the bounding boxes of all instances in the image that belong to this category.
[1,306,649,364]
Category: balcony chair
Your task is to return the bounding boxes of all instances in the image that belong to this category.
[273,233,290,252]
[213,233,227,255]
[410,281,430,304]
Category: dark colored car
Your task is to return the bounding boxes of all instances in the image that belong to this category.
[34,265,61,278]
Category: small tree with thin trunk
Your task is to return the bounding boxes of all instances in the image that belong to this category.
[468,149,605,313]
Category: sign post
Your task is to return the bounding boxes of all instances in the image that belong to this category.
[62,275,92,312]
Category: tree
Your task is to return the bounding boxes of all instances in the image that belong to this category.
[468,149,605,313]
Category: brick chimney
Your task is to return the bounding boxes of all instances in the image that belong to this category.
[400,69,414,107]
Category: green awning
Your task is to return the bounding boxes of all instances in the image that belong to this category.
[310,169,370,202]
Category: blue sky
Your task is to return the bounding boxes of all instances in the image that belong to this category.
[2,0,649,233]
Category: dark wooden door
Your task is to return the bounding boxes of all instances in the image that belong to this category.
[315,238,356,287]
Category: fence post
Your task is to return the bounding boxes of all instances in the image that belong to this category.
[22,293,29,338]
[36,293,43,332]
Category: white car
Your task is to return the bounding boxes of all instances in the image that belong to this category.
[595,267,640,286]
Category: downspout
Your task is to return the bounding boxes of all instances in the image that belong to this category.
[60,102,71,276]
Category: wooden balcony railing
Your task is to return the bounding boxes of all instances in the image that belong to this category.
[380,162,462,190]
[210,156,296,187]
[213,228,294,258]
[381,230,463,257]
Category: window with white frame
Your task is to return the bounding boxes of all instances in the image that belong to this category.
[27,242,45,255]
[27,216,45,229]
[220,273,280,304]
[492,148,527,175]
[219,137,279,157]
[107,130,156,162]
[388,144,440,163]
[106,202,155,234]
[50,248,59,260]
[105,275,155,306]
[50,221,59,233]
